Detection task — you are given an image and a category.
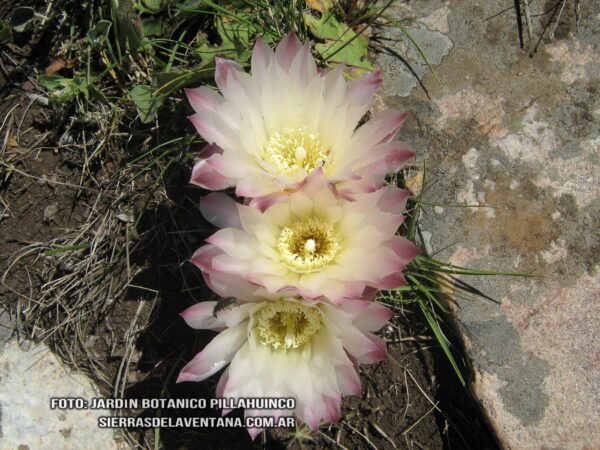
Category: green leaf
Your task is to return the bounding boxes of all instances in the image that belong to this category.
[38,75,67,90]
[315,39,374,70]
[174,0,206,18]
[87,20,112,47]
[38,75,79,103]
[142,17,165,37]
[305,13,373,69]
[140,0,166,13]
[305,13,348,41]
[152,66,214,96]
[217,15,252,49]
[195,43,225,64]
[130,85,162,123]
[114,0,144,53]
[176,0,243,18]
[39,74,100,103]
[10,7,35,33]
[195,16,254,65]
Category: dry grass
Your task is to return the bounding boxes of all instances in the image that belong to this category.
[0,56,179,446]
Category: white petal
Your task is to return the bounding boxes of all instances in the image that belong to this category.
[206,228,258,260]
[177,323,247,382]
[200,193,241,228]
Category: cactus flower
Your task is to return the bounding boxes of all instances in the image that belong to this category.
[192,169,420,304]
[177,287,393,438]
[186,33,414,200]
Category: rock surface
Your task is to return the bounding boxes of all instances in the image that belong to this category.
[0,333,118,449]
[377,1,600,449]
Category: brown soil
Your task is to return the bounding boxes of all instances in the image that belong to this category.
[0,3,498,449]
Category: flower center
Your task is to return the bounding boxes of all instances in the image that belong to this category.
[263,126,329,176]
[277,218,340,273]
[255,300,322,350]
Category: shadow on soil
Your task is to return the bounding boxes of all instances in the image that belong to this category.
[120,163,261,449]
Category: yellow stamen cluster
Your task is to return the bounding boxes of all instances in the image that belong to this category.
[255,300,322,350]
[277,218,340,273]
[263,126,329,176]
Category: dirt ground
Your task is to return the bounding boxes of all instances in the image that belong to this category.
[0,2,498,449]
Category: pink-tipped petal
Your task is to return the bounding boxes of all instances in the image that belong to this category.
[215,58,244,93]
[248,191,285,212]
[206,228,257,259]
[322,63,347,105]
[355,143,415,184]
[385,144,415,171]
[342,280,369,301]
[307,279,364,305]
[247,426,263,440]
[190,156,236,190]
[323,395,342,423]
[180,301,223,330]
[347,301,393,332]
[207,151,254,180]
[377,188,410,215]
[298,166,329,195]
[203,271,266,303]
[190,244,222,271]
[301,406,321,431]
[176,323,247,383]
[375,271,408,290]
[198,143,224,158]
[186,301,252,330]
[189,113,239,150]
[331,181,361,201]
[200,193,241,228]
[251,37,273,79]
[185,86,224,113]
[354,110,409,147]
[235,175,279,198]
[336,363,361,396]
[385,236,422,263]
[275,33,303,70]
[245,409,266,439]
[342,328,388,364]
[215,368,229,397]
[212,253,252,276]
[346,69,383,114]
[361,333,389,363]
[360,287,378,301]
[289,42,318,86]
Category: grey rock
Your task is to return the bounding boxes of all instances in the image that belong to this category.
[376,21,453,97]
[382,1,600,448]
[0,310,15,346]
[0,340,119,449]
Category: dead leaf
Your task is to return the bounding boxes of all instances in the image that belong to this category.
[307,0,334,13]
[45,57,75,75]
[43,204,59,223]
[116,211,134,223]
[7,43,27,55]
[405,171,424,196]
[7,137,19,147]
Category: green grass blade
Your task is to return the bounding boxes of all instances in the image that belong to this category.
[43,243,91,256]
[419,301,465,385]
